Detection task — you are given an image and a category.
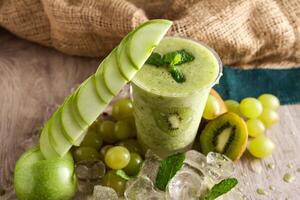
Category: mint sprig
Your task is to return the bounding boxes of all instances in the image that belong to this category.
[145,49,194,83]
[201,178,238,200]
[116,169,132,181]
[155,153,185,191]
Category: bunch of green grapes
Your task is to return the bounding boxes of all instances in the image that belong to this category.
[225,94,280,158]
[72,98,144,196]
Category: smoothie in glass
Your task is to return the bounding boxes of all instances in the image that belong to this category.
[131,37,222,157]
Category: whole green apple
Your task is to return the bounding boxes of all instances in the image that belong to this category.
[14,146,77,200]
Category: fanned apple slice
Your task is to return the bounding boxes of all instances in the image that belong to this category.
[117,35,138,80]
[61,95,85,143]
[128,19,172,68]
[39,19,173,159]
[94,62,114,103]
[76,75,106,125]
[39,122,60,159]
[103,50,128,95]
[49,109,73,156]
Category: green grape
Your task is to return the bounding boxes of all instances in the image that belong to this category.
[80,130,103,150]
[246,119,265,137]
[99,145,113,161]
[258,108,279,128]
[89,118,103,131]
[112,98,134,120]
[117,139,143,155]
[224,100,240,115]
[124,117,137,137]
[105,146,130,169]
[72,147,100,162]
[114,120,134,140]
[100,145,114,157]
[123,153,143,176]
[248,135,275,158]
[203,95,221,120]
[101,170,127,196]
[258,94,280,110]
[98,120,117,143]
[239,97,263,119]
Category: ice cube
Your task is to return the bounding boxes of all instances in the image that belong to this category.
[184,150,207,171]
[93,185,118,200]
[138,150,162,182]
[185,151,234,183]
[76,164,89,180]
[76,160,106,181]
[206,152,234,182]
[217,188,249,200]
[77,179,98,194]
[124,176,164,200]
[166,165,210,200]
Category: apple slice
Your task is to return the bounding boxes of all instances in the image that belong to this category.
[94,62,114,103]
[70,92,89,129]
[49,109,73,156]
[102,50,128,95]
[61,95,86,143]
[116,35,138,80]
[73,130,87,146]
[128,19,172,68]
[76,75,106,125]
[39,122,60,159]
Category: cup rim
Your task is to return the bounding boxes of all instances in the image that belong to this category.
[131,36,223,97]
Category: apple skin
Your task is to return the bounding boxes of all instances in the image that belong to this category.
[14,146,77,200]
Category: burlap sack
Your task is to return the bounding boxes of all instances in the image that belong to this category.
[0,0,299,68]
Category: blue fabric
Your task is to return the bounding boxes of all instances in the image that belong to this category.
[214,66,300,105]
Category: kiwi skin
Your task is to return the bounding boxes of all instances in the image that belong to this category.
[199,112,248,161]
[210,89,228,115]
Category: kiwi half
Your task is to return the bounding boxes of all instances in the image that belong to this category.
[199,112,248,161]
[153,107,193,137]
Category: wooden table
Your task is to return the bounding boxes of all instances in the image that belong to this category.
[0,29,299,200]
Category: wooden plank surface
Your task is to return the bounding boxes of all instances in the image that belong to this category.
[0,29,299,200]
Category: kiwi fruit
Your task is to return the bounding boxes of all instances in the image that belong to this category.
[210,89,228,114]
[199,112,248,161]
[153,107,193,137]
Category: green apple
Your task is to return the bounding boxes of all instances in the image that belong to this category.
[14,146,77,200]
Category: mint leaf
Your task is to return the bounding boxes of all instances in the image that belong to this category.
[155,153,185,191]
[163,49,195,66]
[169,66,186,83]
[145,52,164,67]
[201,178,238,200]
[163,52,182,66]
[177,49,195,65]
[116,170,131,181]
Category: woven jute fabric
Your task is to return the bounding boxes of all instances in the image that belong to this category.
[0,0,299,68]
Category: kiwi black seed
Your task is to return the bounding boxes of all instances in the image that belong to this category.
[153,107,193,136]
[199,112,248,161]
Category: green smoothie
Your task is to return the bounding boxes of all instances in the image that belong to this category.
[132,37,221,157]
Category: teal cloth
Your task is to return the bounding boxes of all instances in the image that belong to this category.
[213,66,300,105]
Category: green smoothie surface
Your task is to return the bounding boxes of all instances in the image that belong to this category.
[132,37,220,97]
